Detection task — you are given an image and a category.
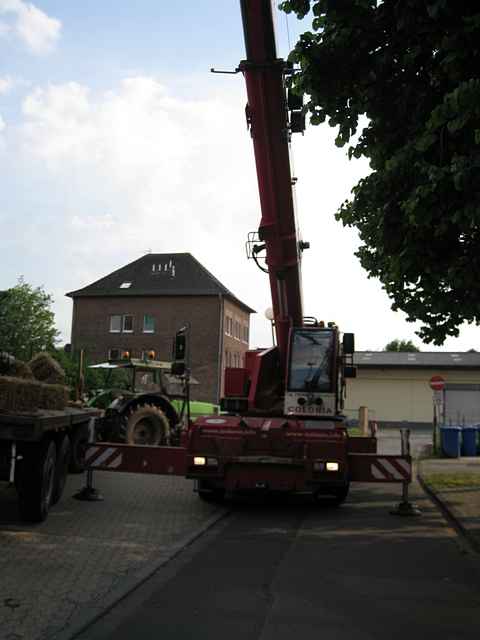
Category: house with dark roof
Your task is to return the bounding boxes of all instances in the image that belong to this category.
[345,351,480,427]
[67,253,255,403]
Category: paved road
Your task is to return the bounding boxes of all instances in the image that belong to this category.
[77,480,480,640]
[1,428,478,640]
[76,430,480,640]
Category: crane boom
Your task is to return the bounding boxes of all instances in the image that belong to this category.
[83,1,415,510]
[239,0,305,371]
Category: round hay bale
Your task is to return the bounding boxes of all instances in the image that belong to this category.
[0,354,33,379]
[29,352,66,385]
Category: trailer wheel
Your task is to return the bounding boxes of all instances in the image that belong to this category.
[123,405,170,445]
[69,423,90,473]
[17,439,57,523]
[52,435,71,505]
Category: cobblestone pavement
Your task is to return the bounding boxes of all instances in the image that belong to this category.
[0,472,225,640]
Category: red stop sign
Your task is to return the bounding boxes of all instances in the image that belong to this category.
[429,375,445,391]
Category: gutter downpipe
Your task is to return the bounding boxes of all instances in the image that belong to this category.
[217,294,225,404]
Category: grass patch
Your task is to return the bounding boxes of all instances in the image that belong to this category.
[422,473,480,490]
[347,427,363,437]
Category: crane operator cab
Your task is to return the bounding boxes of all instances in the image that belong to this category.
[284,326,356,418]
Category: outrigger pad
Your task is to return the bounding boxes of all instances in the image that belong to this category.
[73,487,104,502]
[390,500,421,517]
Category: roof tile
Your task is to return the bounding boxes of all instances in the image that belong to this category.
[66,253,255,313]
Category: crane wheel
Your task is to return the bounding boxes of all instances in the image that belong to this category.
[197,480,225,503]
[314,483,350,507]
[122,404,170,446]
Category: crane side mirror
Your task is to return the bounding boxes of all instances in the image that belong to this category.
[342,333,355,355]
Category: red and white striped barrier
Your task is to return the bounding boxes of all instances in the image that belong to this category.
[84,443,187,476]
[348,453,412,483]
[85,445,123,470]
[371,456,411,482]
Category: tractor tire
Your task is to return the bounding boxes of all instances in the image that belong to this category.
[17,439,57,523]
[69,423,90,473]
[124,404,170,446]
[52,435,71,505]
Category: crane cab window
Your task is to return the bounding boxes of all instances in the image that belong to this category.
[288,329,334,392]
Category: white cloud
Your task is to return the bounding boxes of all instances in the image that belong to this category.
[17,76,261,340]
[0,114,5,131]
[10,74,480,352]
[0,0,61,54]
[0,74,13,94]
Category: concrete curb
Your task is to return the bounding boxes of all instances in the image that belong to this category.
[417,463,480,555]
[52,507,230,640]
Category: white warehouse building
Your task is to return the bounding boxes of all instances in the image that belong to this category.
[345,351,480,427]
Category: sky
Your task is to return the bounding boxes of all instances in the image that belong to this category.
[1,0,479,353]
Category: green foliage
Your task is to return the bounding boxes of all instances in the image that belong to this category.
[384,339,420,353]
[50,348,131,397]
[0,277,59,360]
[280,1,480,344]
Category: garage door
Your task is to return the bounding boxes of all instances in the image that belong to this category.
[444,384,480,425]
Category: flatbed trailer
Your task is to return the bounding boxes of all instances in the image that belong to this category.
[0,407,99,522]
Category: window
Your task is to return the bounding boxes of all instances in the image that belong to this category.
[123,315,134,333]
[288,329,334,392]
[119,282,132,289]
[143,314,155,333]
[110,315,121,333]
[225,315,232,336]
[108,348,120,360]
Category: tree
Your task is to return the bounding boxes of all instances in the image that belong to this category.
[51,348,130,398]
[280,1,480,344]
[0,278,59,360]
[384,339,420,353]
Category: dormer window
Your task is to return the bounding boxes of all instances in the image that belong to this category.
[120,282,132,289]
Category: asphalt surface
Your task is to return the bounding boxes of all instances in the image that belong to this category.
[75,429,480,640]
[76,481,480,640]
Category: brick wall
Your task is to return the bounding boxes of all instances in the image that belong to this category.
[71,295,223,403]
[221,299,250,396]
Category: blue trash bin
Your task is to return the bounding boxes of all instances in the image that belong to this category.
[462,427,477,456]
[441,426,461,458]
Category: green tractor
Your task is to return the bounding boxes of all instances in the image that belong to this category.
[89,352,218,446]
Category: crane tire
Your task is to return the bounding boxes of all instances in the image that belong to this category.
[197,480,225,503]
[17,439,57,523]
[123,404,170,446]
[314,483,349,507]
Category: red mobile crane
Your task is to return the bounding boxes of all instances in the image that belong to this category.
[82,0,414,508]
